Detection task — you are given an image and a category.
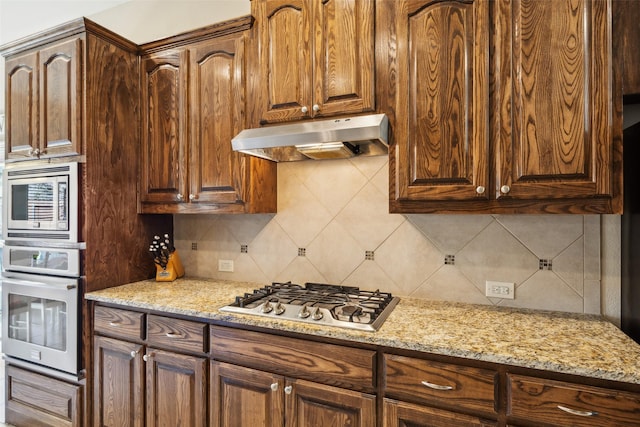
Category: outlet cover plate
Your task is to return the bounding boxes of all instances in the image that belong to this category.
[485,281,515,299]
[218,259,234,272]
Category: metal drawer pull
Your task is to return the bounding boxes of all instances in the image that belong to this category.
[421,380,454,391]
[108,321,121,326]
[557,405,598,417]
[165,332,182,338]
[284,385,293,395]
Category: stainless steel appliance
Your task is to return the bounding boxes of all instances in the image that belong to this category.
[1,161,82,378]
[2,271,79,375]
[221,282,399,331]
[3,162,79,243]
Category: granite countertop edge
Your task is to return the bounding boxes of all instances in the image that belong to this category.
[85,278,640,386]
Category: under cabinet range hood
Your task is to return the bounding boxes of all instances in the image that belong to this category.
[232,114,389,162]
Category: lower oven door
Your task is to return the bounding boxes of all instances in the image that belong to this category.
[1,271,79,375]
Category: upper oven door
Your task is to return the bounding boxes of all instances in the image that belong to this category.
[1,271,79,375]
[3,162,79,243]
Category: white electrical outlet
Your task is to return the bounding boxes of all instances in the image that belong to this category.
[218,259,234,272]
[485,281,515,299]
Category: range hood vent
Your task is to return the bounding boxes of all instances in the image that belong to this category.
[232,114,389,162]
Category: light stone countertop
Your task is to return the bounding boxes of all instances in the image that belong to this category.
[85,277,640,385]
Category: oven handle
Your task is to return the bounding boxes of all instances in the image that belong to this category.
[2,277,77,291]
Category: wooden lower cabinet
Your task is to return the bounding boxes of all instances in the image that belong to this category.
[384,399,497,427]
[5,364,83,427]
[93,336,144,427]
[145,348,207,427]
[210,361,376,427]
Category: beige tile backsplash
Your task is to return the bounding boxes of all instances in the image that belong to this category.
[174,157,601,314]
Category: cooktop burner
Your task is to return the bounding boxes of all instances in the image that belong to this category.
[220,282,400,331]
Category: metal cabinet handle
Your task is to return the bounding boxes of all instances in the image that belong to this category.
[189,194,197,201]
[284,385,293,395]
[476,186,485,195]
[29,148,41,157]
[421,380,454,391]
[270,383,278,392]
[557,405,598,417]
[165,332,182,339]
[143,352,154,362]
[500,185,511,194]
[130,350,138,358]
[108,321,121,327]
[176,193,184,201]
[301,106,309,114]
[312,104,320,112]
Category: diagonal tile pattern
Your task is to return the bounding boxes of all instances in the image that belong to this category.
[174,157,601,314]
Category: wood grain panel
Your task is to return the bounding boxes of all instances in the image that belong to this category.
[508,374,640,427]
[140,50,188,204]
[94,306,145,340]
[5,52,39,159]
[147,314,207,353]
[287,377,376,427]
[391,0,489,203]
[211,361,285,427]
[145,348,207,427]
[383,398,497,427]
[312,0,375,117]
[189,34,246,205]
[384,354,497,416]
[210,326,375,392]
[6,365,83,427]
[93,336,144,427]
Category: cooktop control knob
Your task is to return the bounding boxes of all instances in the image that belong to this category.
[261,301,273,314]
[298,305,311,318]
[275,302,285,315]
[312,308,323,321]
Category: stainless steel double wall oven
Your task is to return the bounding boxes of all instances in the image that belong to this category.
[1,161,82,378]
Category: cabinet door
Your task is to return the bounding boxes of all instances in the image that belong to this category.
[93,336,144,427]
[189,34,248,205]
[286,378,376,427]
[383,398,496,427]
[145,348,207,427]
[39,37,82,158]
[311,0,375,118]
[5,51,39,160]
[495,0,615,203]
[391,0,490,204]
[210,361,285,427]
[140,50,189,205]
[255,0,312,123]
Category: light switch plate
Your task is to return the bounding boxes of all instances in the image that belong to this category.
[485,281,515,299]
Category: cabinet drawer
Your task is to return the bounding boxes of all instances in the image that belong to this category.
[94,306,144,340]
[147,314,207,354]
[384,354,497,415]
[508,374,640,427]
[210,326,376,392]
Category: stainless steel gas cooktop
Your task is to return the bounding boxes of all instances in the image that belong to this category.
[220,282,400,332]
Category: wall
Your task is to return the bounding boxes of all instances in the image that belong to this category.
[174,157,621,322]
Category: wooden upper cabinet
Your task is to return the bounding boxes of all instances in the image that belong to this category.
[140,50,189,205]
[5,37,82,161]
[390,0,490,204]
[494,0,616,205]
[389,0,621,213]
[253,0,375,124]
[189,34,249,205]
[138,20,277,214]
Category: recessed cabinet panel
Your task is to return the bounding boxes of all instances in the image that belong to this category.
[497,0,611,201]
[6,53,38,158]
[140,51,188,204]
[189,35,247,205]
[393,0,489,202]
